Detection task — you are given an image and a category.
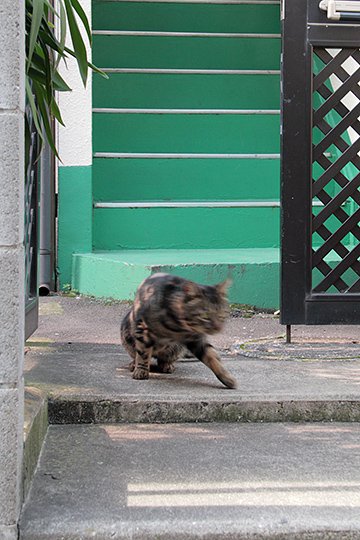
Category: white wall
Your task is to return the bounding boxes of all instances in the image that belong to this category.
[57,0,92,167]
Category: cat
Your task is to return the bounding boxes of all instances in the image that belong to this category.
[120,273,237,389]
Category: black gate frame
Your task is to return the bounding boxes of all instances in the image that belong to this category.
[281,0,360,325]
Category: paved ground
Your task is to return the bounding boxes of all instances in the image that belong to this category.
[24,295,360,423]
[29,294,360,348]
[20,422,360,539]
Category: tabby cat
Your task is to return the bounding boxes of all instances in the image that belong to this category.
[120,273,237,389]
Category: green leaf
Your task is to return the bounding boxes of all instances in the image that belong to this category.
[27,66,47,86]
[24,115,31,173]
[64,0,88,86]
[55,0,67,69]
[38,21,64,54]
[52,69,72,92]
[29,55,71,91]
[70,0,92,45]
[39,38,53,104]
[25,78,44,148]
[50,97,65,126]
[88,60,109,79]
[27,0,45,71]
[33,81,60,160]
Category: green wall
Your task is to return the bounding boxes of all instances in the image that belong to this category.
[57,165,92,288]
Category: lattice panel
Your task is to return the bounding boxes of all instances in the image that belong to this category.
[312,47,360,293]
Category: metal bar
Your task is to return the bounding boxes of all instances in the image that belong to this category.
[93,152,281,159]
[93,108,281,115]
[305,299,360,325]
[309,22,360,26]
[94,152,331,159]
[286,325,291,344]
[101,68,281,75]
[307,293,360,301]
[319,0,360,19]
[94,0,280,3]
[309,24,360,47]
[339,13,360,20]
[92,30,281,38]
[94,200,327,208]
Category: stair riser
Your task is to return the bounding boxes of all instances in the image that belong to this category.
[93,1,281,33]
[49,399,360,424]
[93,114,280,153]
[93,158,280,200]
[72,250,279,305]
[93,207,280,249]
[93,73,281,109]
[93,35,281,70]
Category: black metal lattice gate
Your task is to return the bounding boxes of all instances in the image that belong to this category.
[25,105,39,340]
[281,0,360,326]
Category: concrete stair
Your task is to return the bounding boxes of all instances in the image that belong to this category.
[72,248,280,309]
[20,422,360,539]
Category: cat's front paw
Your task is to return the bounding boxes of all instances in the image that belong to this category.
[223,374,237,389]
[157,362,175,374]
[132,367,149,380]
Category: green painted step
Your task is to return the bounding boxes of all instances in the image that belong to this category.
[93,72,280,110]
[93,1,280,33]
[93,207,280,250]
[71,248,280,308]
[93,158,280,201]
[72,245,355,307]
[93,114,280,153]
[92,35,281,70]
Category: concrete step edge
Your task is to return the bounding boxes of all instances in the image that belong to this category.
[48,397,360,425]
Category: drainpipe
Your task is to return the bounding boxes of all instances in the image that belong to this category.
[39,135,56,296]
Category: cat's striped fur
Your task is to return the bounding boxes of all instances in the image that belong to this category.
[121,273,237,389]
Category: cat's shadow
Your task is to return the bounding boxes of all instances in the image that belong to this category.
[127,363,230,390]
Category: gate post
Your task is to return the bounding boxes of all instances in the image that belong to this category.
[0,0,25,537]
[281,0,360,325]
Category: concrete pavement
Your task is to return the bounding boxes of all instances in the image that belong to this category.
[24,295,360,424]
[20,422,360,539]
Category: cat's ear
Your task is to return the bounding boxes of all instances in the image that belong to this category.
[216,279,232,295]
